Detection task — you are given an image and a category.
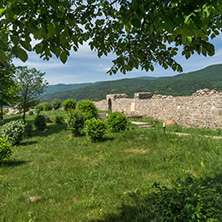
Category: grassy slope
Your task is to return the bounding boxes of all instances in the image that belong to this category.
[0,111,222,221]
[40,64,222,102]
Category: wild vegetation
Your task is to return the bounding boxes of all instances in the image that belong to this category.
[0,108,221,221]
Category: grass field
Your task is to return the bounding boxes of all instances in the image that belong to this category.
[0,111,222,221]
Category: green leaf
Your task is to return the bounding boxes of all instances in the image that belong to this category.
[0,8,5,14]
[60,51,67,64]
[131,18,141,28]
[186,36,192,44]
[202,47,207,56]
[18,47,28,62]
[0,49,6,63]
[182,35,187,44]
[48,23,55,37]
[20,41,32,51]
[10,35,18,45]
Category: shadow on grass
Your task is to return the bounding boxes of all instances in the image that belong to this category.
[90,173,222,222]
[32,124,66,138]
[0,160,29,167]
[100,136,115,142]
[19,141,38,146]
[0,115,22,126]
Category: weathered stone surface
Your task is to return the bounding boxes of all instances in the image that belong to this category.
[95,89,222,129]
[106,94,128,101]
[93,100,107,111]
[134,92,153,99]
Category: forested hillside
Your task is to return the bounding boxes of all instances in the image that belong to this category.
[40,64,222,102]
[44,82,101,95]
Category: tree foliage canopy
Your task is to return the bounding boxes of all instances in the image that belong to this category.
[16,66,48,122]
[0,0,221,74]
[0,57,17,120]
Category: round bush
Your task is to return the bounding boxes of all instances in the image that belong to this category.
[24,123,33,137]
[63,99,76,111]
[35,104,43,112]
[28,111,34,116]
[52,99,61,110]
[77,100,98,120]
[41,102,52,111]
[1,120,25,145]
[34,115,46,130]
[0,138,12,161]
[85,118,106,142]
[55,115,65,125]
[67,111,85,136]
[106,112,128,132]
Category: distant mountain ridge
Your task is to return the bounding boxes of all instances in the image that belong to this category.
[44,82,101,95]
[40,64,222,102]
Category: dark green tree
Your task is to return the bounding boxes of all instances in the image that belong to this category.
[16,66,48,123]
[0,58,17,120]
[0,1,221,74]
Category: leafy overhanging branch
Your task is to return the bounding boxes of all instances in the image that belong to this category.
[0,0,221,74]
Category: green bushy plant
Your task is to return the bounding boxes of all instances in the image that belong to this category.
[35,103,43,112]
[1,121,25,145]
[52,99,61,110]
[34,115,46,130]
[67,111,85,136]
[24,123,33,137]
[0,138,12,161]
[143,174,222,221]
[85,118,106,142]
[3,110,9,115]
[106,112,128,132]
[28,110,34,116]
[77,100,98,120]
[55,115,65,125]
[41,102,52,111]
[63,99,76,111]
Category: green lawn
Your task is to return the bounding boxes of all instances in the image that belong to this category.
[0,111,222,221]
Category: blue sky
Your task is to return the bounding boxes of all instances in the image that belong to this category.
[13,34,222,85]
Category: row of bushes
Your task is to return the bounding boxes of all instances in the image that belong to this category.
[67,111,129,141]
[35,99,62,112]
[0,99,129,160]
[34,99,98,116]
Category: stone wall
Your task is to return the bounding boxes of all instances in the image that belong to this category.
[93,100,108,111]
[95,89,222,129]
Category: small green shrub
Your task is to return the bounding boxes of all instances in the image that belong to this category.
[85,118,106,142]
[42,102,52,111]
[3,109,9,115]
[28,110,34,116]
[0,138,12,161]
[55,115,65,125]
[143,174,222,221]
[67,111,85,136]
[34,115,46,130]
[35,104,43,112]
[24,123,33,137]
[52,99,61,110]
[1,121,25,145]
[77,100,98,120]
[106,112,128,132]
[63,99,76,111]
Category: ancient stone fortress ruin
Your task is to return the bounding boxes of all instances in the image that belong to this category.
[94,89,222,129]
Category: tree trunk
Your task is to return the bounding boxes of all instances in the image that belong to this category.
[0,106,3,120]
[23,108,26,123]
[23,92,27,124]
